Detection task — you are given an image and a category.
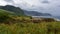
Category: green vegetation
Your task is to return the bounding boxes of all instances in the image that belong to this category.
[0,7,60,34]
[0,22,60,34]
[0,9,14,23]
[0,5,25,16]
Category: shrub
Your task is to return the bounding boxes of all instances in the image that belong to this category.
[0,14,10,23]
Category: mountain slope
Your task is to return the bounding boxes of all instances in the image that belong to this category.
[0,5,25,16]
[0,5,52,16]
[24,10,52,16]
[0,9,16,16]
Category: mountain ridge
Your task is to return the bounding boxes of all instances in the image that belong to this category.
[0,5,52,16]
[0,5,25,16]
[24,10,52,16]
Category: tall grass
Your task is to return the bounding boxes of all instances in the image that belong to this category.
[0,22,60,34]
[0,12,59,34]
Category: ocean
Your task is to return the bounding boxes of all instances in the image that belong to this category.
[32,16,60,21]
[54,16,60,19]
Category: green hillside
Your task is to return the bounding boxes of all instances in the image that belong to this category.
[0,5,25,16]
[0,9,16,16]
[0,9,18,23]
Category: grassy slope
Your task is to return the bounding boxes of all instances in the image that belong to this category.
[0,5,25,16]
[0,9,16,16]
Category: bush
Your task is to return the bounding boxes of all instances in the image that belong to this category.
[0,14,10,22]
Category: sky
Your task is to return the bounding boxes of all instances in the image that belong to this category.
[0,0,60,16]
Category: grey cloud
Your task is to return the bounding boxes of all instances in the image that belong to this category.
[41,0,49,4]
[4,0,13,2]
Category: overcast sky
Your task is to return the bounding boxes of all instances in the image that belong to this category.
[0,0,60,16]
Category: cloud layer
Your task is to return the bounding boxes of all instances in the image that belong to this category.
[0,0,60,16]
